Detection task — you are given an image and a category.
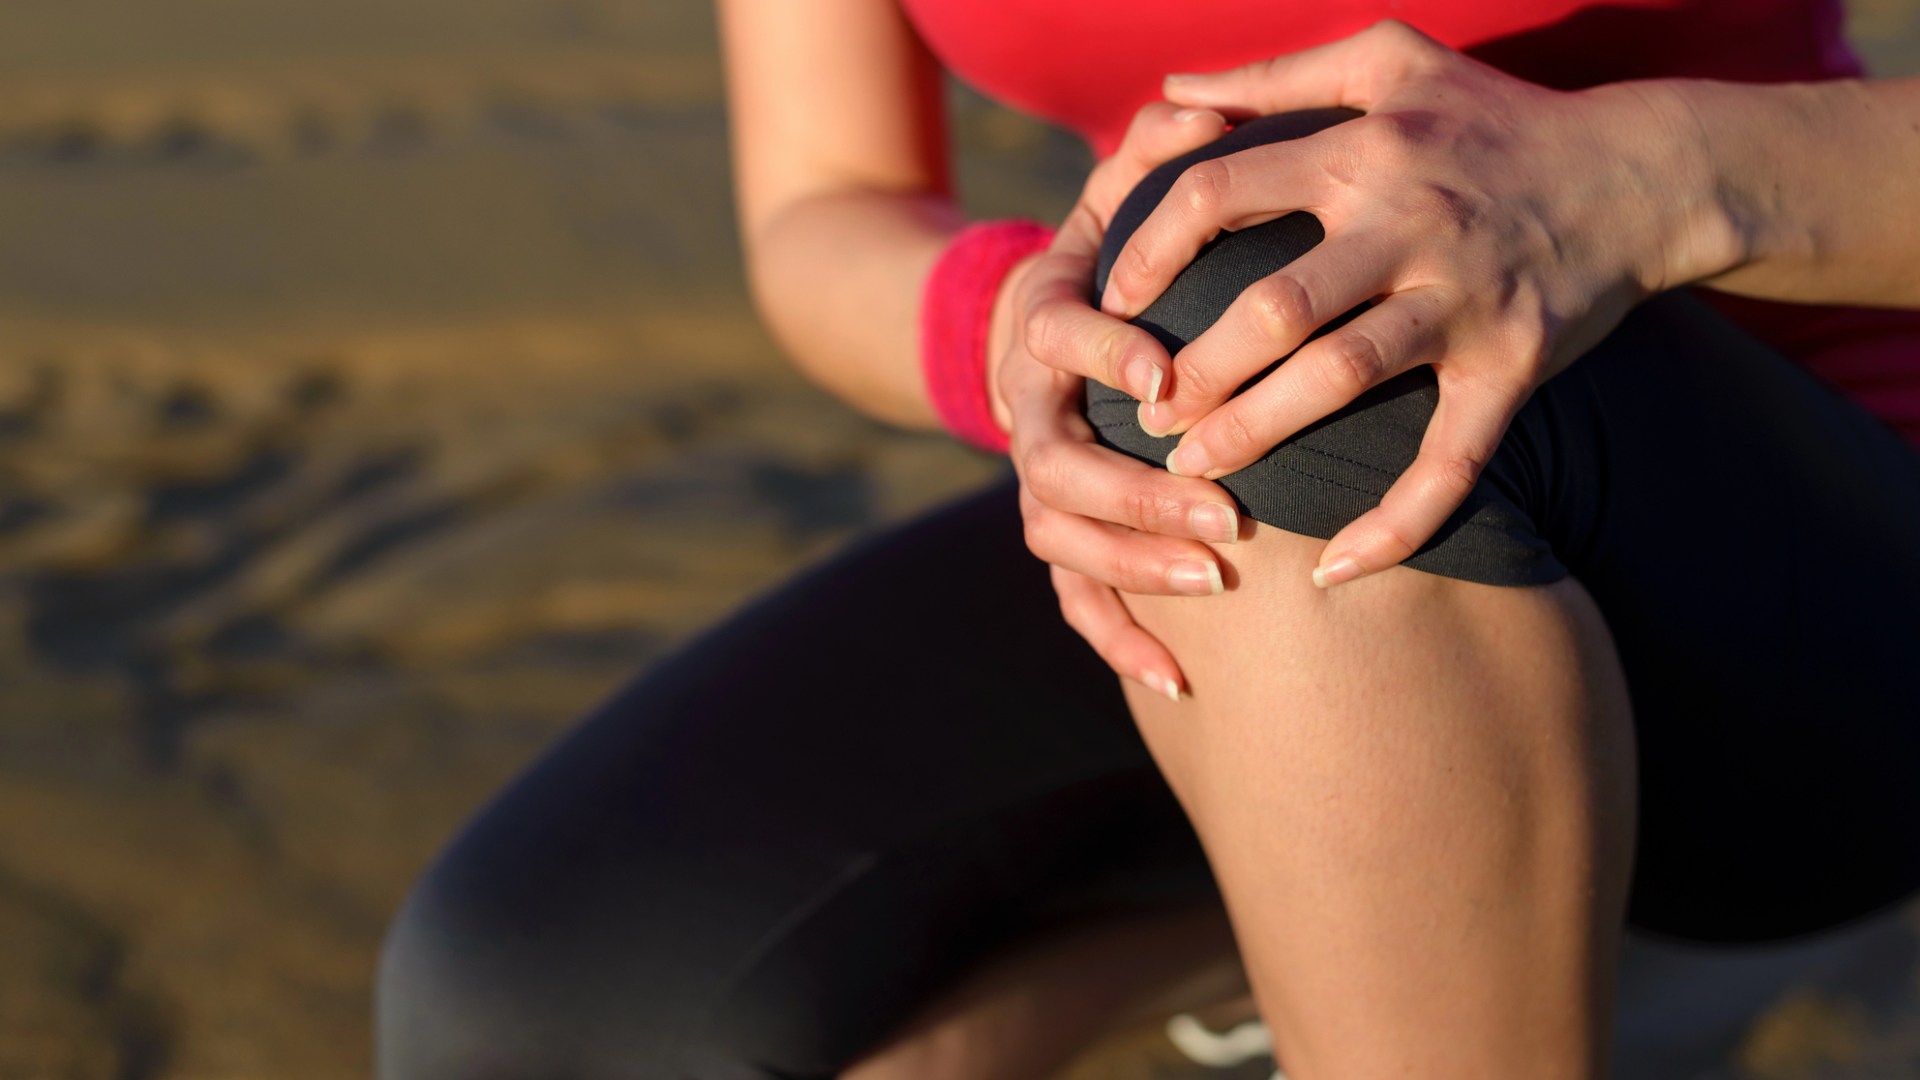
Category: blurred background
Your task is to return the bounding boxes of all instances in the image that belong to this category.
[3,2,1920,1077]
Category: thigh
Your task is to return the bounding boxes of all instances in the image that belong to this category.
[374,476,1217,1079]
[1519,290,1920,942]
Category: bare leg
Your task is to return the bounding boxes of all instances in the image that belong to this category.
[1123,522,1637,1079]
[843,899,1247,1080]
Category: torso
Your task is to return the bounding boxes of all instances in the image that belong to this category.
[898,0,1860,158]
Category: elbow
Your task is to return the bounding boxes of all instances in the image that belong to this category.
[739,240,850,399]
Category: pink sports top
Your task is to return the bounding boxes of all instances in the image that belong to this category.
[899,0,1920,446]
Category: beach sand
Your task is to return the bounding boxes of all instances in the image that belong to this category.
[2,1,1918,1076]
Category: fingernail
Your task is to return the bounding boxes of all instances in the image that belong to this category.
[1190,501,1238,543]
[1138,400,1176,437]
[1143,670,1184,703]
[1169,559,1224,596]
[1166,440,1213,478]
[1123,355,1163,403]
[1311,555,1363,589]
[1164,73,1203,84]
[1172,107,1217,123]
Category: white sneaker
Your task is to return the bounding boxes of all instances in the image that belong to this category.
[1165,1011,1283,1076]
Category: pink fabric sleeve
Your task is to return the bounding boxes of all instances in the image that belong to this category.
[919,219,1057,454]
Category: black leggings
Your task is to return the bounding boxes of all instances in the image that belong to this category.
[375,160,1920,1080]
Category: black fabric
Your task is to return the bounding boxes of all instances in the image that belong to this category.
[376,483,1216,1079]
[377,111,1920,1078]
[1087,108,1562,584]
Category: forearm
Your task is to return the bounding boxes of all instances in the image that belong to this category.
[746,187,1042,435]
[1626,75,1920,307]
[747,187,957,430]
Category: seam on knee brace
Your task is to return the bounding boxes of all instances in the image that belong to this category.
[1290,441,1402,477]
[1253,459,1516,536]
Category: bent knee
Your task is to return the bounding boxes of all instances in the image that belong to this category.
[375,820,703,1078]
[376,873,485,1079]
[374,795,881,1080]
[373,848,592,1079]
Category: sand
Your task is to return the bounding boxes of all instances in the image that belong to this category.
[2,1,1918,1076]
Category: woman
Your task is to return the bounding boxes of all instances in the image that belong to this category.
[375,2,1920,1077]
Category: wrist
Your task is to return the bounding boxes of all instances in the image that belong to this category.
[1585,78,1751,293]
[919,219,1055,454]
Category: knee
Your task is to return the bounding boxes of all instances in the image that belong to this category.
[374,830,902,1080]
[373,805,689,1078]
[375,839,542,1079]
[1084,111,1567,589]
[371,724,832,1080]
[374,869,461,1078]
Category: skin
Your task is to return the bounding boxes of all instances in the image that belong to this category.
[1037,21,1920,671]
[1119,527,1636,1078]
[718,4,1920,1077]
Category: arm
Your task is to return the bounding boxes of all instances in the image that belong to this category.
[722,0,1268,698]
[718,0,988,430]
[1650,75,1920,307]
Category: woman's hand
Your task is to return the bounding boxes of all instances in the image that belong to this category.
[994,102,1248,702]
[1091,20,1725,587]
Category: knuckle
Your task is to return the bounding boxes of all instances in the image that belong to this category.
[1115,244,1160,293]
[1212,408,1263,460]
[1369,17,1415,42]
[1021,511,1054,559]
[1093,320,1137,379]
[1125,101,1169,142]
[1172,351,1218,401]
[1319,330,1386,395]
[1370,18,1433,58]
[1018,442,1049,489]
[1054,589,1094,637]
[1379,520,1423,559]
[1022,441,1068,500]
[1120,485,1181,533]
[1110,549,1160,591]
[1355,21,1440,95]
[1435,450,1486,496]
[1249,274,1315,344]
[1023,299,1067,363]
[1369,111,1434,158]
[1179,159,1231,217]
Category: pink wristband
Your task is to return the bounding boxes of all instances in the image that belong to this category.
[920,219,1056,454]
